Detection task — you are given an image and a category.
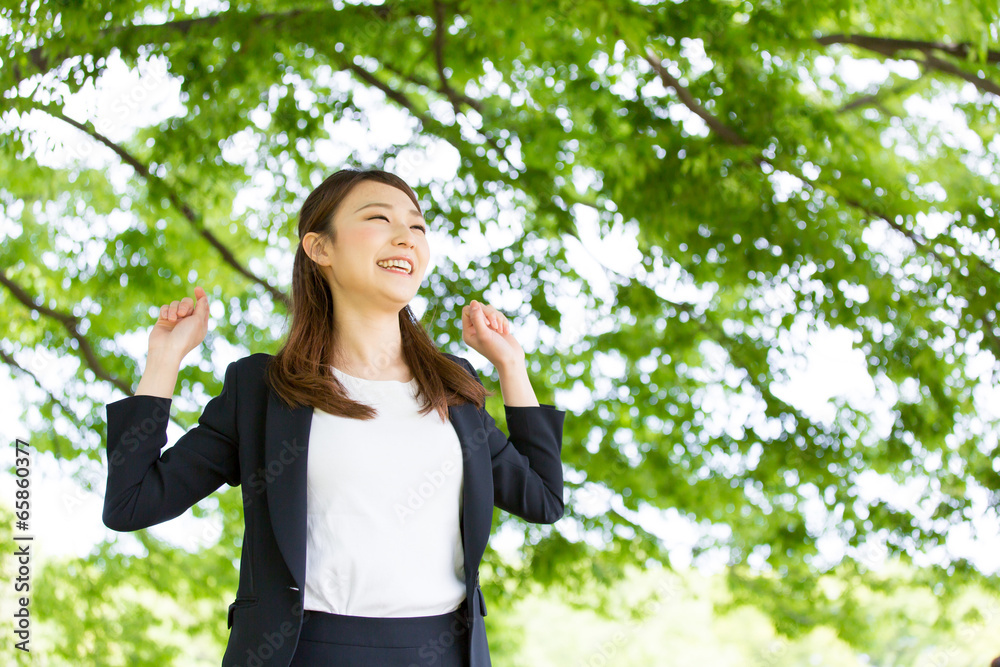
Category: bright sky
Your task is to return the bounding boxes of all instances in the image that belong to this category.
[1,5,999,591]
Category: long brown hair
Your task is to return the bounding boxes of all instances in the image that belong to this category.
[264,168,490,421]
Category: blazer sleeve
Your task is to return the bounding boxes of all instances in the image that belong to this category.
[458,358,566,524]
[102,360,242,532]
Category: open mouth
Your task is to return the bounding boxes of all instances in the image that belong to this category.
[379,265,411,275]
[376,260,413,275]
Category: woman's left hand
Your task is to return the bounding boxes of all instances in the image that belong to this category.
[462,299,524,369]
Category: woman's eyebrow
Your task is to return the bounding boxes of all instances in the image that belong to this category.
[354,202,424,218]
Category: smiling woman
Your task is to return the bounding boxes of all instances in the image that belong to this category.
[259,170,471,409]
[103,167,566,667]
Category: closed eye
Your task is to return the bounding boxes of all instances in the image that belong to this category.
[368,214,427,232]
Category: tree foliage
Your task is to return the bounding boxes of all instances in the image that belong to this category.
[2,0,999,660]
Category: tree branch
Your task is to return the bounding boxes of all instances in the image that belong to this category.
[639,45,748,146]
[0,346,87,458]
[426,0,518,173]
[837,77,921,114]
[431,1,484,114]
[922,52,1000,97]
[9,7,390,86]
[339,58,439,128]
[613,29,1000,304]
[816,33,1000,98]
[339,53,507,169]
[377,60,438,92]
[815,34,1000,65]
[34,102,291,309]
[0,270,132,395]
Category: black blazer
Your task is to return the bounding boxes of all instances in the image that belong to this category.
[102,352,566,667]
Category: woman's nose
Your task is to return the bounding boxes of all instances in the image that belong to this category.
[395,228,419,244]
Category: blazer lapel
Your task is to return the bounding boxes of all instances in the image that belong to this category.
[264,391,312,589]
[263,389,491,595]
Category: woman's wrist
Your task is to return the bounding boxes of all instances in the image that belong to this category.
[494,355,526,375]
[134,349,186,398]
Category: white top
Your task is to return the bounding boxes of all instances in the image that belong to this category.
[302,364,467,617]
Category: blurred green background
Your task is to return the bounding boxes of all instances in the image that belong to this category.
[2,0,999,664]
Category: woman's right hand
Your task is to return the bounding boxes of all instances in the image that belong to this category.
[148,286,211,359]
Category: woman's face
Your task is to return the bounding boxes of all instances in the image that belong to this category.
[318,180,429,312]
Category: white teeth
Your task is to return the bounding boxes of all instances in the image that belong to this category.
[377,259,412,273]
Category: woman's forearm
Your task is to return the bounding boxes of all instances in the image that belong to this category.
[496,359,539,407]
[134,350,185,398]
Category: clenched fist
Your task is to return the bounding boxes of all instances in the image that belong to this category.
[148,286,211,359]
[461,299,524,369]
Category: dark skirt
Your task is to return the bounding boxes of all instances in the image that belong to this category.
[289,599,471,667]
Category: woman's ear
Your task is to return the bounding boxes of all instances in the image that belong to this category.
[302,232,327,266]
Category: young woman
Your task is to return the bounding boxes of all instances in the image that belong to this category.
[102,168,567,667]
